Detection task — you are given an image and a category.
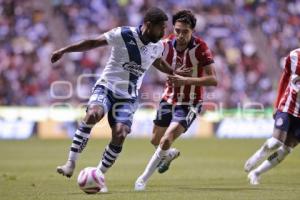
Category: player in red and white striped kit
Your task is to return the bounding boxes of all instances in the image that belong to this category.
[245,48,300,185]
[160,33,215,106]
[135,10,218,191]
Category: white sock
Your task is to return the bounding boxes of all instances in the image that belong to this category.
[254,145,292,175]
[154,146,177,159]
[248,137,283,165]
[138,146,167,182]
[68,151,79,162]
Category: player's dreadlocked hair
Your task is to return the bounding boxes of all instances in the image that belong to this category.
[172,10,196,29]
[144,7,168,25]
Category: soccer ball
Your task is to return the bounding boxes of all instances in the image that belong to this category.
[77,167,105,194]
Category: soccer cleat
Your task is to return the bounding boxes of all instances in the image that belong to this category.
[56,160,75,178]
[96,169,108,193]
[158,148,180,174]
[134,178,146,191]
[100,185,108,193]
[247,170,260,185]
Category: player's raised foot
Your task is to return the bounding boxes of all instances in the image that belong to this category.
[158,148,180,174]
[134,178,146,191]
[247,170,260,185]
[56,160,75,178]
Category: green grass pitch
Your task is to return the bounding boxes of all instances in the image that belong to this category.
[0,138,299,200]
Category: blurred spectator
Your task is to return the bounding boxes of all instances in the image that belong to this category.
[0,0,299,109]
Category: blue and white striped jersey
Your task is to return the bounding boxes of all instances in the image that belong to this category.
[95,26,164,99]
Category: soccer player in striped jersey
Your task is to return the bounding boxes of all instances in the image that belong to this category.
[245,48,300,185]
[135,10,218,191]
[51,7,179,192]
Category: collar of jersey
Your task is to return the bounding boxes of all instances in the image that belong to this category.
[136,25,150,45]
[172,36,196,52]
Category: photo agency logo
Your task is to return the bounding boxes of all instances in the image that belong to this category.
[50,73,267,120]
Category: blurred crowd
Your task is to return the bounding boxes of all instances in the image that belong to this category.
[0,0,300,109]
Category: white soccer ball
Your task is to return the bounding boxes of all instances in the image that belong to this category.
[77,167,105,194]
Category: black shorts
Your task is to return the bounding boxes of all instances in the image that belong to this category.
[88,85,138,129]
[153,99,202,131]
[274,111,300,141]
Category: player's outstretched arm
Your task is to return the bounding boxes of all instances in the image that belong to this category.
[152,58,174,75]
[168,63,218,87]
[51,35,108,63]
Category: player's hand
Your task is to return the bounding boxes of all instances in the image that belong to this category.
[174,64,192,76]
[167,74,188,87]
[51,50,64,63]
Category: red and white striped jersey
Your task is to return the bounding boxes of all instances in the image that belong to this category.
[161,34,214,105]
[276,48,300,118]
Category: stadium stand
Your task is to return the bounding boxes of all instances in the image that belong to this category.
[1,0,299,108]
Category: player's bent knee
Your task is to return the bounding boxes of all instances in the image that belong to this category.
[150,135,161,146]
[160,137,172,149]
[114,131,127,141]
[85,105,104,124]
[151,126,166,147]
[150,138,158,146]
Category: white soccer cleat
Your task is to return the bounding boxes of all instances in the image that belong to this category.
[158,148,180,174]
[134,178,146,191]
[247,170,260,185]
[100,185,108,193]
[57,160,75,178]
[96,169,108,193]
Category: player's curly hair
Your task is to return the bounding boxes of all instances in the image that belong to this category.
[172,10,196,29]
[144,7,168,25]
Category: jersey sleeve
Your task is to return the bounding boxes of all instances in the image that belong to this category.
[156,41,165,58]
[195,41,214,67]
[103,27,122,46]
